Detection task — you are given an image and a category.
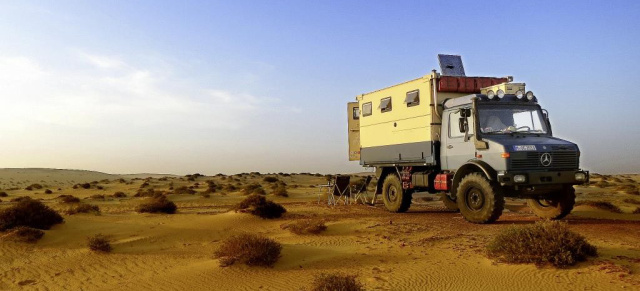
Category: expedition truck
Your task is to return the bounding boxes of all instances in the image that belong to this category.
[347,55,589,223]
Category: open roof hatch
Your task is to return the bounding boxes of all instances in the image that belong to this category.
[438,54,466,77]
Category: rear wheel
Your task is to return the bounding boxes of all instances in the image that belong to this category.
[527,186,575,220]
[456,173,504,224]
[382,174,412,213]
[440,192,459,211]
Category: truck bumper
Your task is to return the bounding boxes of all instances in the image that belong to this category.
[497,170,589,186]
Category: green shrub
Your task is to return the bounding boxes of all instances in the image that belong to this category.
[214,233,281,267]
[88,234,111,252]
[487,221,597,268]
[282,220,327,235]
[136,195,177,214]
[235,194,286,219]
[4,226,44,243]
[311,273,364,291]
[0,198,64,231]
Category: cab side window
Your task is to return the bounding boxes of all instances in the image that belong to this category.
[448,109,474,138]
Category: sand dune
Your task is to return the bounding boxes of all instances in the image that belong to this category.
[0,170,639,290]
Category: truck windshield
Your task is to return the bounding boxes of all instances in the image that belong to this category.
[478,105,548,134]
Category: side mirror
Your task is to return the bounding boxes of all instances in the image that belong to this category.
[458,117,467,133]
[460,108,471,118]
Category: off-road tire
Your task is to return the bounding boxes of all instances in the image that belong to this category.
[527,186,576,220]
[440,192,460,212]
[456,173,504,224]
[382,174,412,213]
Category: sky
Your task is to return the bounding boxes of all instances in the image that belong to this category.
[0,1,639,175]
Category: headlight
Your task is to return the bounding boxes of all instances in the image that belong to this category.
[497,89,505,99]
[514,175,526,183]
[487,90,495,99]
[526,91,534,101]
[575,172,586,181]
[515,90,524,99]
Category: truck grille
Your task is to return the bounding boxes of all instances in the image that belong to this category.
[509,151,579,171]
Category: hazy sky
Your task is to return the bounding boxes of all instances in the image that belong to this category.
[1,1,639,175]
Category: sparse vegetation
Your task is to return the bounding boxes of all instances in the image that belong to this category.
[89,194,105,200]
[214,233,281,267]
[58,195,81,204]
[235,194,286,219]
[0,198,64,231]
[24,183,43,191]
[0,191,8,197]
[174,186,197,195]
[136,195,177,214]
[487,221,597,268]
[87,234,112,253]
[576,200,623,213]
[263,176,278,183]
[3,226,45,243]
[282,220,327,235]
[242,183,266,195]
[272,185,288,197]
[65,204,100,215]
[633,207,640,214]
[623,198,640,205]
[311,273,364,291]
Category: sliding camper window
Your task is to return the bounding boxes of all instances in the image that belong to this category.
[352,107,360,120]
[405,90,419,107]
[362,102,372,117]
[379,97,392,113]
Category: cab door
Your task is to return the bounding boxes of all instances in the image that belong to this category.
[443,108,476,170]
[347,102,361,161]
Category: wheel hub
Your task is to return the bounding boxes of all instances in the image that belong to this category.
[466,188,485,211]
[388,185,398,203]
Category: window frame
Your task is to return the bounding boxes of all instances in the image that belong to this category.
[352,107,360,120]
[405,90,420,107]
[379,97,392,113]
[362,102,372,117]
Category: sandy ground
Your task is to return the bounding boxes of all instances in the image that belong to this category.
[0,170,639,290]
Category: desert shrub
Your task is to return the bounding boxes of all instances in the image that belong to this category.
[58,195,81,204]
[3,226,44,243]
[174,186,197,195]
[10,197,29,202]
[117,178,126,183]
[200,193,211,198]
[576,200,622,213]
[282,220,327,235]
[112,192,127,198]
[235,194,286,219]
[65,204,100,215]
[487,221,597,268]
[242,183,264,195]
[44,189,53,194]
[0,191,8,197]
[89,194,105,200]
[593,181,611,188]
[24,184,43,191]
[272,186,288,197]
[263,176,278,183]
[0,198,64,231]
[311,273,364,291]
[140,182,149,188]
[87,234,111,252]
[136,195,177,214]
[96,185,104,190]
[214,233,281,267]
[634,207,640,214]
[624,198,640,205]
[80,183,91,189]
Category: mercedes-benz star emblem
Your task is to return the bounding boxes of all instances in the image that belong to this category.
[540,153,552,167]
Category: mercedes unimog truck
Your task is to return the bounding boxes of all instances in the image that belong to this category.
[347,55,589,223]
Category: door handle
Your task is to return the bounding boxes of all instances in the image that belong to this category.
[447,145,453,149]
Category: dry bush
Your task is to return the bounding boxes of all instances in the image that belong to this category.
[576,200,622,213]
[242,183,265,195]
[89,194,105,200]
[633,207,640,214]
[0,198,64,231]
[174,186,197,195]
[272,186,288,197]
[58,195,81,204]
[200,193,211,198]
[44,189,53,194]
[214,233,281,267]
[311,273,364,291]
[65,204,100,215]
[3,226,44,243]
[0,191,8,197]
[24,183,43,191]
[88,234,111,252]
[79,183,91,189]
[487,221,597,268]
[624,198,640,205]
[263,176,278,183]
[282,220,327,235]
[10,197,30,202]
[112,192,127,198]
[136,195,177,214]
[593,181,611,188]
[224,184,237,191]
[235,194,286,219]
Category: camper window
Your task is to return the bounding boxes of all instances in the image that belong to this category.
[405,90,419,107]
[379,97,392,113]
[362,102,372,117]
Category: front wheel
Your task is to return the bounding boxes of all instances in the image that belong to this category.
[382,174,412,213]
[456,173,504,224]
[527,186,576,220]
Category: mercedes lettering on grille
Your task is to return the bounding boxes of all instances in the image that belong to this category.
[540,153,552,167]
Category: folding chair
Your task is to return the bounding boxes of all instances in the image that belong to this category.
[352,176,372,204]
[328,175,351,205]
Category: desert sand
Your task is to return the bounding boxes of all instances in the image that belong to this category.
[0,169,639,290]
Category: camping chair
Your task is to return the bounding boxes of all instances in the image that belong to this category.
[328,175,351,205]
[352,176,372,204]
